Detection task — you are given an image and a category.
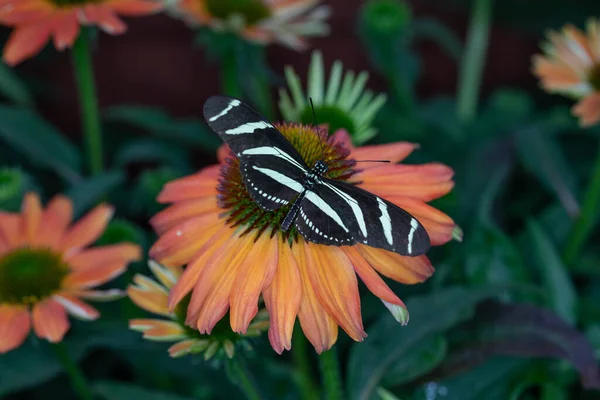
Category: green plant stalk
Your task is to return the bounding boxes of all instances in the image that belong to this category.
[563,142,600,266]
[292,330,320,400]
[51,342,93,400]
[222,50,243,99]
[456,0,493,122]
[319,346,343,400]
[228,356,263,400]
[72,29,103,176]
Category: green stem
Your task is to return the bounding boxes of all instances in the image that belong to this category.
[319,346,343,400]
[72,28,103,176]
[221,50,243,99]
[563,142,600,266]
[51,342,93,400]
[227,356,263,400]
[292,329,320,400]
[456,0,493,123]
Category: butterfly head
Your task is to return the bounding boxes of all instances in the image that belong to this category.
[312,160,329,176]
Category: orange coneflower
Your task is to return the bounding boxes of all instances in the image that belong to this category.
[128,260,269,359]
[169,0,330,50]
[0,193,140,353]
[533,18,600,127]
[0,0,163,66]
[149,125,457,354]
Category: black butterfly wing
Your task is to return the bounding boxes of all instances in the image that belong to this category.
[203,96,309,210]
[296,178,430,256]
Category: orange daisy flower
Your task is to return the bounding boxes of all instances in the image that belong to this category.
[0,0,163,66]
[0,192,140,353]
[533,18,600,127]
[149,124,456,354]
[170,0,330,50]
[128,260,269,359]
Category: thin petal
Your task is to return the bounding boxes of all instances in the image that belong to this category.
[63,260,129,289]
[263,237,302,354]
[82,4,126,35]
[573,92,600,127]
[293,241,338,353]
[32,299,69,343]
[52,11,79,51]
[157,166,219,204]
[22,192,42,244]
[150,197,220,235]
[3,23,53,66]
[53,294,99,320]
[36,195,73,249]
[168,339,198,358]
[66,243,141,269]
[356,245,434,284]
[129,319,186,341]
[229,234,278,334]
[59,204,114,255]
[352,142,418,167]
[67,288,124,301]
[304,244,366,341]
[0,305,30,353]
[127,275,170,317]
[342,246,404,306]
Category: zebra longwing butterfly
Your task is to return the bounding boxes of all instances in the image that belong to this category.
[203,95,430,257]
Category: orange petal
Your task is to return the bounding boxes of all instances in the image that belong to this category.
[32,298,69,343]
[167,224,236,310]
[52,11,79,51]
[3,23,53,66]
[66,288,124,301]
[573,92,600,127]
[82,4,126,35]
[129,319,186,341]
[106,0,163,15]
[304,244,366,342]
[59,203,114,255]
[150,212,224,267]
[532,56,583,90]
[191,233,255,333]
[148,259,180,289]
[352,142,417,167]
[21,192,42,245]
[127,274,170,316]
[342,246,404,306]
[35,195,73,249]
[53,294,99,320]
[66,243,141,269]
[358,163,455,202]
[63,260,128,289]
[293,241,338,353]
[150,196,220,235]
[168,339,198,358]
[0,211,22,249]
[156,166,219,203]
[229,234,279,334]
[0,304,30,353]
[357,245,434,284]
[263,237,302,354]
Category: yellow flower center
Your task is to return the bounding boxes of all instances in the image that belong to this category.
[589,64,600,91]
[217,123,358,241]
[204,0,271,25]
[300,105,357,135]
[0,248,68,305]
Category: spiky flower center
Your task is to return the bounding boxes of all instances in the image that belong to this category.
[205,0,271,25]
[49,0,102,7]
[0,248,68,305]
[589,64,600,91]
[217,123,357,241]
[300,105,357,135]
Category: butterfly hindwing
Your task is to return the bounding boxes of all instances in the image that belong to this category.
[204,95,309,210]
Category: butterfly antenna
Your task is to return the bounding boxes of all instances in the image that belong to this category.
[354,160,391,163]
[309,97,327,161]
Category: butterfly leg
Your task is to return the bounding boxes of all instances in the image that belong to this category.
[281,190,307,231]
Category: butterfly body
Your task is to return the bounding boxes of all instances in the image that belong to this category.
[203,95,430,257]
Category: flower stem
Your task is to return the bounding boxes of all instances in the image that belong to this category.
[72,28,103,176]
[318,346,343,400]
[221,49,243,99]
[51,342,93,400]
[563,142,600,266]
[227,356,263,400]
[292,330,320,400]
[456,0,493,123]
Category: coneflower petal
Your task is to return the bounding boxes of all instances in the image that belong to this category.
[0,212,21,249]
[32,298,69,343]
[0,304,30,353]
[157,166,220,203]
[59,203,114,255]
[150,197,220,235]
[357,245,434,284]
[3,23,53,66]
[53,294,100,321]
[52,11,79,51]
[21,192,42,244]
[66,243,141,269]
[36,195,72,249]
[573,92,600,127]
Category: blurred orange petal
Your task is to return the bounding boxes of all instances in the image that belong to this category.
[22,192,42,244]
[0,305,30,353]
[32,298,69,343]
[54,294,99,321]
[129,319,186,341]
[107,0,162,15]
[0,212,21,249]
[82,4,126,35]
[63,260,128,289]
[573,92,600,127]
[52,11,79,51]
[168,339,197,357]
[128,275,170,316]
[157,166,220,203]
[59,204,114,256]
[352,142,418,166]
[35,195,73,249]
[357,244,434,284]
[66,243,141,269]
[3,23,53,66]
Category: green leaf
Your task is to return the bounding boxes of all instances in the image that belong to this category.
[113,139,193,172]
[66,169,125,216]
[0,63,34,107]
[526,219,577,325]
[411,17,463,61]
[347,287,502,400]
[376,387,403,400]
[104,106,221,151]
[0,106,81,182]
[94,381,197,400]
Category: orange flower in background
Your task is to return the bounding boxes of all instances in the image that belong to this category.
[170,0,330,50]
[128,260,268,359]
[0,0,163,66]
[533,18,600,127]
[149,125,457,354]
[0,193,140,353]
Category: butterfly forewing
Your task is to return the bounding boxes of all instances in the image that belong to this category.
[203,95,309,210]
